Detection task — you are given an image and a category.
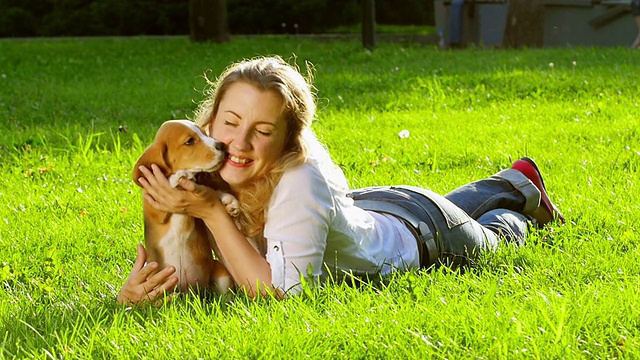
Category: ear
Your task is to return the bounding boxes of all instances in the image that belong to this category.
[132,142,170,187]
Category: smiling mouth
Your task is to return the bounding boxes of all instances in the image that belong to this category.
[228,154,252,165]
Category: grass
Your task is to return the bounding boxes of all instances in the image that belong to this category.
[1,35,639,358]
[328,24,436,35]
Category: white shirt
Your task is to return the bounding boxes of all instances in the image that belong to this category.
[263,151,419,295]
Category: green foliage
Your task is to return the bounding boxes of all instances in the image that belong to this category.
[1,36,639,358]
[0,0,431,37]
[227,0,362,35]
[0,0,189,37]
[376,0,434,25]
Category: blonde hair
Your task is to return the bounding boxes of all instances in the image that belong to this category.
[195,56,317,253]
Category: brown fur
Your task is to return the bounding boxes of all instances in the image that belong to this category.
[132,120,235,294]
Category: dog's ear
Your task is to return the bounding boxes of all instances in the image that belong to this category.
[132,142,171,187]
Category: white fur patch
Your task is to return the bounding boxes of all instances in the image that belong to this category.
[157,214,196,288]
[169,170,195,188]
[218,191,240,217]
[176,120,217,148]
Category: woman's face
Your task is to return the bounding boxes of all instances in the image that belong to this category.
[210,81,289,191]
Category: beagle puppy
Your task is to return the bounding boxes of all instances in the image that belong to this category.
[132,119,237,295]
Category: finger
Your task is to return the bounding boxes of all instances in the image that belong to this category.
[137,175,150,190]
[145,265,177,290]
[183,181,217,203]
[150,164,171,187]
[129,262,160,286]
[138,177,165,209]
[137,165,155,184]
[146,276,179,302]
[178,178,197,192]
[139,165,167,193]
[142,193,161,209]
[132,243,148,273]
[194,182,214,197]
[143,165,176,200]
[137,169,159,198]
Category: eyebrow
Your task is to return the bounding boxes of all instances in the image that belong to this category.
[224,110,241,119]
[223,110,279,127]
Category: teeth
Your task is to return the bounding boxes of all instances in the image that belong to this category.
[229,155,250,164]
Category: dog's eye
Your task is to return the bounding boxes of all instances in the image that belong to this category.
[184,137,196,146]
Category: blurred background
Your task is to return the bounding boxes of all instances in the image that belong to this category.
[0,0,433,38]
[1,1,635,49]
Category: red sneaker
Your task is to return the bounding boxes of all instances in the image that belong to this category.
[511,157,565,226]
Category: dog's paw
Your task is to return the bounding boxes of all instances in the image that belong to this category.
[169,170,196,188]
[218,191,240,217]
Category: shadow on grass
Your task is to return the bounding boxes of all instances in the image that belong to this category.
[0,285,242,357]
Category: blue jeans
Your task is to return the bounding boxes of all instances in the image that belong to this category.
[412,169,540,268]
[449,0,465,45]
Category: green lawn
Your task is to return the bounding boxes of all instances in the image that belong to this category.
[1,36,639,358]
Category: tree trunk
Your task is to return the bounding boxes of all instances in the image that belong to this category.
[502,0,543,48]
[189,0,230,43]
[362,0,376,50]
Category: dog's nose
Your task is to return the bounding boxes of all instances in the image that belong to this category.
[214,141,226,151]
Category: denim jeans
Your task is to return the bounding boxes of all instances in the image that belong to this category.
[449,0,465,45]
[412,168,541,268]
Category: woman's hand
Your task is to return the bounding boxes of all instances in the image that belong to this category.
[136,164,221,219]
[117,244,179,306]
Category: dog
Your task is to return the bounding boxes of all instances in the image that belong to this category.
[132,119,238,295]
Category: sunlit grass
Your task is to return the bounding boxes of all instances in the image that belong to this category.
[1,36,639,358]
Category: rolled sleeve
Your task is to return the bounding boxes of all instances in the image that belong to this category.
[264,163,334,295]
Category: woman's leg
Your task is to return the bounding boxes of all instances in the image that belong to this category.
[399,187,530,269]
[445,168,538,218]
[436,208,529,268]
[408,158,563,268]
[444,157,563,226]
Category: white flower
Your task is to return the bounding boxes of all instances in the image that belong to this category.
[548,62,554,69]
[398,130,410,139]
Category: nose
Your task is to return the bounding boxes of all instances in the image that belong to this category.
[214,141,226,151]
[230,127,252,152]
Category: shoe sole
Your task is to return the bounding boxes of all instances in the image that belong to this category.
[514,157,565,225]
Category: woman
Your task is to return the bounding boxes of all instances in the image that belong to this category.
[117,56,564,305]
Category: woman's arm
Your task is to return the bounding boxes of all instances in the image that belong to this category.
[200,203,280,298]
